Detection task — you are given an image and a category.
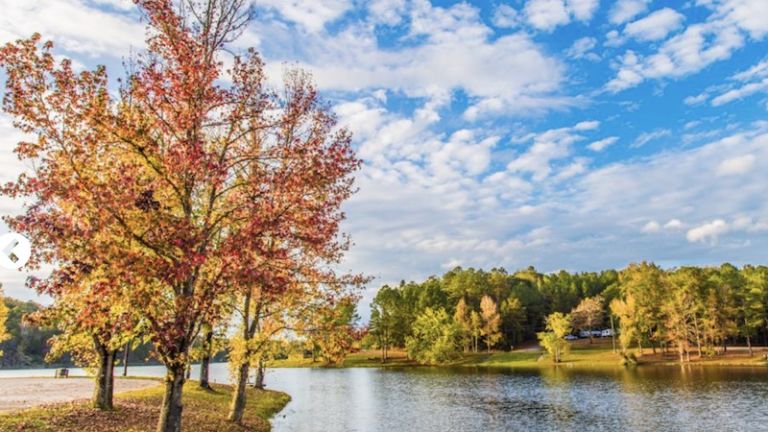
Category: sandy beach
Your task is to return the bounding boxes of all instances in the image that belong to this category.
[0,377,160,413]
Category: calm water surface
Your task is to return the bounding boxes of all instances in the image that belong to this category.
[3,363,767,431]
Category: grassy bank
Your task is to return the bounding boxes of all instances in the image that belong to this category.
[0,381,290,432]
[270,340,768,369]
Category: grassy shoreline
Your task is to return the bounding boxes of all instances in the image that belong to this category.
[269,340,768,370]
[0,380,290,432]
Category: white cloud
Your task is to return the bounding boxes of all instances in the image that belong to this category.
[624,8,685,42]
[632,129,671,148]
[717,0,768,39]
[492,4,520,28]
[0,0,144,55]
[258,2,566,120]
[609,0,651,24]
[716,154,756,176]
[732,58,768,81]
[525,0,570,31]
[588,136,619,152]
[507,121,599,180]
[641,219,686,233]
[524,0,599,31]
[711,80,768,105]
[665,219,685,229]
[256,0,352,32]
[687,219,729,243]
[566,0,600,21]
[566,37,600,61]
[574,120,600,130]
[605,0,768,92]
[642,220,662,233]
[368,0,407,25]
[685,92,710,105]
[709,57,768,106]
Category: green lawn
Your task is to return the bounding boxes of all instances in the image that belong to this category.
[468,340,768,368]
[0,381,290,432]
[267,350,418,368]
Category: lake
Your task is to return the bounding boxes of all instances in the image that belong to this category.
[2,363,767,431]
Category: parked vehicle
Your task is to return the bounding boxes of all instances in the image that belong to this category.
[565,334,578,340]
[579,330,591,338]
[590,330,602,337]
[600,329,614,337]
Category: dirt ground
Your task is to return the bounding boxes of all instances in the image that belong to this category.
[0,377,160,413]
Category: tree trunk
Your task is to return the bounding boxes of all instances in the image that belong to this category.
[692,317,702,358]
[746,334,753,357]
[227,362,249,424]
[254,359,265,389]
[122,343,130,377]
[156,365,186,432]
[200,328,213,390]
[93,347,116,410]
[610,315,616,353]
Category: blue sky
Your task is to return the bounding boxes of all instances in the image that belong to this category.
[1,0,768,309]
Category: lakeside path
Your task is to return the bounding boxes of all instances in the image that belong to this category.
[0,377,160,413]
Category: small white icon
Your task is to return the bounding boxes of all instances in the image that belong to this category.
[0,233,31,270]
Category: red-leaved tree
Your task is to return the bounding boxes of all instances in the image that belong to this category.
[0,1,361,430]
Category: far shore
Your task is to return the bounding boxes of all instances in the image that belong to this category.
[268,340,768,369]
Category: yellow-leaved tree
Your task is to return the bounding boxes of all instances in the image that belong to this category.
[0,287,9,358]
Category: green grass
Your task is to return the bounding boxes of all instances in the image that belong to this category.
[268,350,418,368]
[0,380,290,432]
[465,340,768,369]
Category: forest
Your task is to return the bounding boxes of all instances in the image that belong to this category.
[366,262,768,364]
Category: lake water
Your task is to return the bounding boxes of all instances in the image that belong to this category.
[2,363,767,431]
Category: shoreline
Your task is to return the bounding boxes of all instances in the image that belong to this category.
[267,343,768,370]
[0,380,290,432]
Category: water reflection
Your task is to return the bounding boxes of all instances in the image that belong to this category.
[2,364,766,431]
[265,366,768,432]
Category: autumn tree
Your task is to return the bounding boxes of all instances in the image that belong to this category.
[480,295,501,352]
[0,0,360,430]
[453,298,471,352]
[570,295,604,344]
[537,312,571,363]
[618,263,669,354]
[702,265,739,354]
[469,310,483,353]
[664,269,701,363]
[610,295,638,355]
[405,308,463,364]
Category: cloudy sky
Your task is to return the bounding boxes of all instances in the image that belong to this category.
[1,0,768,311]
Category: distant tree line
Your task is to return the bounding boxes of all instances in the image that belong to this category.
[367,263,768,364]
